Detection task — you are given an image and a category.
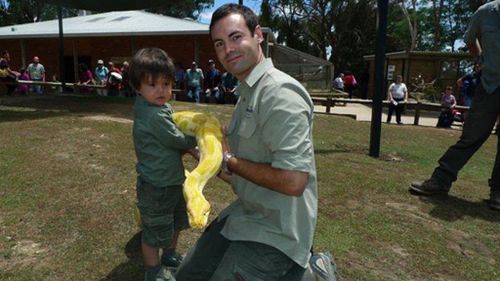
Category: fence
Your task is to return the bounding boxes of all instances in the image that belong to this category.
[310,94,469,126]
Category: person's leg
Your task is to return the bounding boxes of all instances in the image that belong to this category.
[162,192,189,269]
[175,218,231,281]
[142,242,161,267]
[6,77,16,95]
[488,125,500,210]
[194,86,201,103]
[209,241,296,281]
[431,85,500,187]
[387,104,394,123]
[215,89,224,104]
[186,87,194,102]
[204,89,211,103]
[395,104,403,124]
[35,79,43,95]
[137,178,182,280]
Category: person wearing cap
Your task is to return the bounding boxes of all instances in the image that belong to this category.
[95,59,109,96]
[204,59,222,103]
[184,61,204,103]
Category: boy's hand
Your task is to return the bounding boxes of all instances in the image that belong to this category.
[187,147,200,161]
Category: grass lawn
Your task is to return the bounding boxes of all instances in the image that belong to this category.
[0,94,498,281]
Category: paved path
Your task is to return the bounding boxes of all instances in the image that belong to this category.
[313,103,456,128]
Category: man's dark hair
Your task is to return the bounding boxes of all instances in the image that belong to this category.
[209,4,259,36]
[128,47,175,92]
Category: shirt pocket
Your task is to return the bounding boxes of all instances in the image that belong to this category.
[237,114,257,139]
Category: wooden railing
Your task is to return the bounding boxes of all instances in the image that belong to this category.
[310,94,469,126]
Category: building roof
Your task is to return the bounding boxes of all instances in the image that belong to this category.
[0,10,210,39]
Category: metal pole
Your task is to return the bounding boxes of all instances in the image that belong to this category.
[239,0,243,5]
[369,0,388,158]
[58,5,66,91]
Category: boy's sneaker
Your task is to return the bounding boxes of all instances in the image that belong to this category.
[309,251,337,281]
[488,189,500,211]
[161,252,183,267]
[145,266,176,281]
[409,179,449,196]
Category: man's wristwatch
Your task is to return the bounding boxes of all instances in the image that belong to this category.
[222,152,235,174]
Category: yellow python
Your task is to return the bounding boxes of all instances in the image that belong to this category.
[134,111,223,229]
[172,111,223,229]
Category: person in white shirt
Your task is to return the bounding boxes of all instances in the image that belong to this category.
[333,73,344,91]
[386,75,408,124]
[27,56,45,95]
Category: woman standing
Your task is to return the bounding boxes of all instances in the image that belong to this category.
[386,75,408,124]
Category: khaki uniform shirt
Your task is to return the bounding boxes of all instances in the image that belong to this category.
[464,0,500,94]
[219,58,318,268]
[133,95,196,187]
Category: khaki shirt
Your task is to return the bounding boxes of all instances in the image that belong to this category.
[219,58,318,268]
[464,0,500,94]
[133,96,196,187]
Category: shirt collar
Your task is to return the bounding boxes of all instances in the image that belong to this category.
[243,58,273,87]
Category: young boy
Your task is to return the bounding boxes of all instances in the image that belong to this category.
[129,47,197,281]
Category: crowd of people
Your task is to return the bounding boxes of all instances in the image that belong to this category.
[76,59,132,97]
[0,48,238,105]
[174,59,239,104]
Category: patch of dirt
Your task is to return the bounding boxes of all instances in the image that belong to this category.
[82,115,132,123]
[0,239,48,271]
[379,152,406,162]
[384,201,496,268]
[445,229,495,265]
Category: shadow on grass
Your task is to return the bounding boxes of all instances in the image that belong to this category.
[314,148,350,154]
[0,107,69,122]
[0,94,134,123]
[314,147,368,154]
[103,231,143,281]
[418,194,500,223]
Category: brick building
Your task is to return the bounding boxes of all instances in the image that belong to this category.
[0,10,274,84]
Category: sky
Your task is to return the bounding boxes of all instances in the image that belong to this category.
[198,0,262,24]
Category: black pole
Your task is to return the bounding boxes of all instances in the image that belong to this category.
[239,0,243,5]
[58,5,65,91]
[369,0,388,158]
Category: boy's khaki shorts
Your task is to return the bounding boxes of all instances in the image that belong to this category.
[136,177,189,248]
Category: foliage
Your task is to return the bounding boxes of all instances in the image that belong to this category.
[260,0,485,78]
[0,0,213,26]
[262,0,378,76]
[0,0,79,25]
[146,0,213,20]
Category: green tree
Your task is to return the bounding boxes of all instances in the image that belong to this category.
[387,0,419,51]
[440,1,475,51]
[261,0,378,74]
[0,0,78,25]
[147,0,213,20]
[0,0,213,26]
